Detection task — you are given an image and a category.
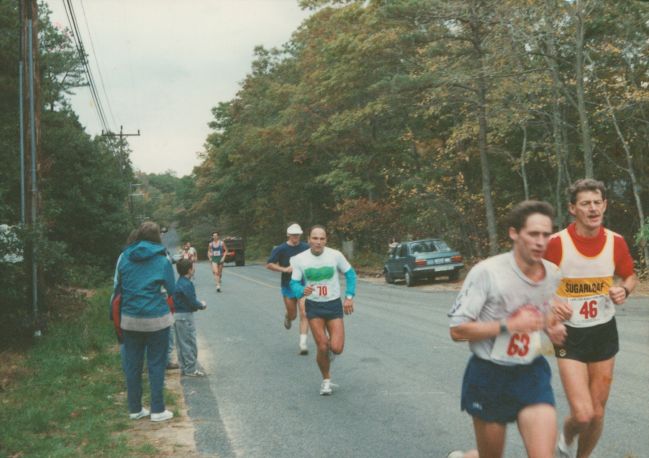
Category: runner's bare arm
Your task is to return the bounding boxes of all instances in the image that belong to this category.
[266,262,291,273]
[450,308,543,342]
[551,297,573,321]
[450,320,500,342]
[343,297,353,315]
[610,273,638,305]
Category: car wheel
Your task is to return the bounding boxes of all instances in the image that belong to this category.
[449,270,460,282]
[405,270,414,287]
[384,269,394,284]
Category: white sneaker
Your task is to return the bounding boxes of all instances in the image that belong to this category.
[447,452,465,458]
[150,410,174,422]
[556,431,575,458]
[129,407,150,420]
[299,342,308,355]
[183,369,206,377]
[320,378,333,395]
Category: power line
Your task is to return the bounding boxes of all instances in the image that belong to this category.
[78,0,117,129]
[61,0,112,133]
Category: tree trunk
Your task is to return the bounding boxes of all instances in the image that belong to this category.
[574,0,594,178]
[520,124,529,200]
[543,0,568,227]
[470,7,498,256]
[604,92,649,267]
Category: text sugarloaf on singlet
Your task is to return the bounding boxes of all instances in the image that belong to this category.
[564,281,607,294]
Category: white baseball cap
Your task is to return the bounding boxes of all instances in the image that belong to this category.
[286,223,303,235]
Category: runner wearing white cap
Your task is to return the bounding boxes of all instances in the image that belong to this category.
[266,223,310,354]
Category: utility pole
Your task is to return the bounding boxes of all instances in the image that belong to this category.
[20,0,42,336]
[101,126,141,223]
[101,125,140,169]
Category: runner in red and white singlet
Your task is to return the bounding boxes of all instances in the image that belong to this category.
[544,179,638,458]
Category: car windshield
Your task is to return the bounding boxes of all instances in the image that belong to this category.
[409,240,452,254]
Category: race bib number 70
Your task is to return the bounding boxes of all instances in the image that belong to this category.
[314,284,328,297]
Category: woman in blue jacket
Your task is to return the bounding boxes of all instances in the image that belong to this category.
[114,221,176,422]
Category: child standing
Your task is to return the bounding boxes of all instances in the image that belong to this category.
[173,258,207,376]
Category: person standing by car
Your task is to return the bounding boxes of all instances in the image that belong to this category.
[207,231,227,292]
[290,225,357,395]
[544,179,637,458]
[447,201,571,458]
[266,223,310,355]
[113,221,176,422]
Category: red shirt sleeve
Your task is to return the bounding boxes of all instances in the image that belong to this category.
[544,235,562,266]
[613,234,635,278]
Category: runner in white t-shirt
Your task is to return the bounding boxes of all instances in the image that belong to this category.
[290,225,357,395]
[447,200,571,458]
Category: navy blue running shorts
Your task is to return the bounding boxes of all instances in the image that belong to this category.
[554,317,619,362]
[461,355,555,424]
[305,298,343,320]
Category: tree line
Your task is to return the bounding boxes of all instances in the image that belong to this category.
[2,0,649,341]
[187,0,649,266]
[0,1,133,343]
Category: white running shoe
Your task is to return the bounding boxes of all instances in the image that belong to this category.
[447,452,465,458]
[183,369,206,377]
[320,378,333,395]
[129,407,150,420]
[556,431,575,458]
[284,315,292,330]
[151,410,174,422]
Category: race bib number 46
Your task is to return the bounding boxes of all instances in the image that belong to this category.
[568,296,607,326]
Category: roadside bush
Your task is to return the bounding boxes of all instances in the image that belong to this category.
[0,227,72,348]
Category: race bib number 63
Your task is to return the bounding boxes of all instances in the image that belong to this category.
[491,330,541,364]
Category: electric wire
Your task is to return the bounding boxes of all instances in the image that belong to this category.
[79,0,117,129]
[61,0,112,133]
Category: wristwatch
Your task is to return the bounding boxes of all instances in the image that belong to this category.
[345,295,354,300]
[499,318,508,334]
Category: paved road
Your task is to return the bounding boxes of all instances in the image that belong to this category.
[181,262,649,458]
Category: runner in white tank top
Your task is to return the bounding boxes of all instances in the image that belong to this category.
[544,179,637,458]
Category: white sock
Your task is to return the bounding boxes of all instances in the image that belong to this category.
[299,334,307,345]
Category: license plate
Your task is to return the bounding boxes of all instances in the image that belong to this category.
[435,265,453,272]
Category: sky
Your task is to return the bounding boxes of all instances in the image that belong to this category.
[45,0,312,177]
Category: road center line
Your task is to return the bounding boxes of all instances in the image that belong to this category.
[226,269,276,289]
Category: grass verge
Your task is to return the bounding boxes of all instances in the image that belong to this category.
[0,287,178,457]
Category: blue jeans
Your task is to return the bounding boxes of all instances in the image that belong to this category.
[174,312,199,374]
[168,325,176,362]
[123,327,170,414]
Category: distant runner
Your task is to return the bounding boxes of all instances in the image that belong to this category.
[447,201,570,458]
[181,241,197,263]
[290,225,357,395]
[180,241,198,279]
[266,223,310,355]
[207,231,227,292]
[545,179,637,458]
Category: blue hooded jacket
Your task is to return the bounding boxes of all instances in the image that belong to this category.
[115,240,176,330]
